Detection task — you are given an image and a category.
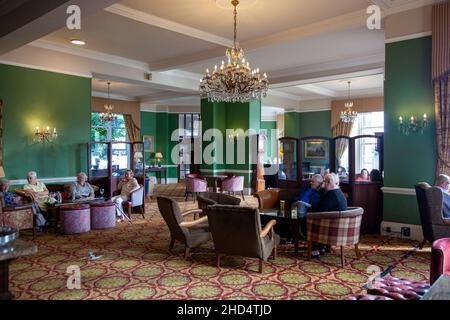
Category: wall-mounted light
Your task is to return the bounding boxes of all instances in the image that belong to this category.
[399,114,429,136]
[35,126,58,143]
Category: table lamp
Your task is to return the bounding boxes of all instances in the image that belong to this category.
[155,153,163,167]
[0,166,5,178]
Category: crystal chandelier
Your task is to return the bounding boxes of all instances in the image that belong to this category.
[100,82,118,123]
[200,0,268,103]
[340,81,358,123]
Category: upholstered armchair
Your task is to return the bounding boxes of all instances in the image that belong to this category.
[430,238,450,284]
[157,196,211,259]
[254,188,301,211]
[221,176,245,200]
[123,185,145,220]
[185,177,208,202]
[307,207,364,268]
[206,205,279,273]
[415,183,450,249]
[0,194,36,239]
[197,192,241,217]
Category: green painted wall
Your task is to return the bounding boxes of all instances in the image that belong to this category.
[261,121,277,162]
[0,64,91,181]
[285,111,331,138]
[140,111,178,179]
[201,99,261,188]
[384,37,436,225]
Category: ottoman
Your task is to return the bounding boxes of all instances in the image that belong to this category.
[59,204,91,235]
[90,201,116,230]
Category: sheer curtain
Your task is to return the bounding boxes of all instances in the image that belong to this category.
[433,3,450,176]
[332,121,353,167]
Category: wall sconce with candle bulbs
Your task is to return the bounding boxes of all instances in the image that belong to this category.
[398,114,429,136]
[34,126,58,143]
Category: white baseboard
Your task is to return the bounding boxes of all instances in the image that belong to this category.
[380,221,423,242]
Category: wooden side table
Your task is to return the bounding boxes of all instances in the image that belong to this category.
[0,240,38,300]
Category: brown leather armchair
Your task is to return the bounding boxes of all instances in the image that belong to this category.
[197,192,241,217]
[206,205,279,273]
[415,183,450,249]
[254,188,301,211]
[157,196,211,259]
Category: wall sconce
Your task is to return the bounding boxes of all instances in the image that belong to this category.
[34,126,58,142]
[399,114,429,136]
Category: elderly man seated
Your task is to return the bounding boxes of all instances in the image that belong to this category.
[435,174,450,218]
[70,172,95,201]
[1,177,47,228]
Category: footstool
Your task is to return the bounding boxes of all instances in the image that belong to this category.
[59,204,91,234]
[367,277,430,300]
[90,201,116,230]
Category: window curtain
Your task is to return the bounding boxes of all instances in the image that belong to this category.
[332,121,353,167]
[435,76,450,175]
[0,99,3,167]
[124,114,141,152]
[433,3,450,176]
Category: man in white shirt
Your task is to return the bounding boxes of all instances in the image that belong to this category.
[435,174,450,218]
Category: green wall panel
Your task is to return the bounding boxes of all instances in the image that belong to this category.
[285,111,331,138]
[383,37,436,225]
[0,64,91,180]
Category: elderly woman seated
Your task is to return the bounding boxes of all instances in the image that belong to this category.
[70,172,95,201]
[112,169,140,222]
[1,177,47,228]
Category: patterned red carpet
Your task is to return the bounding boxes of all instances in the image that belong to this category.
[9,187,431,300]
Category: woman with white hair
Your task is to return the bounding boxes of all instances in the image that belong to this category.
[112,169,139,222]
[24,171,50,211]
[70,172,95,201]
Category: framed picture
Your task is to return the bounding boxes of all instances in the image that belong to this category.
[305,140,327,159]
[143,135,155,153]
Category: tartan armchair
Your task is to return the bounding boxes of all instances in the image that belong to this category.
[0,194,36,239]
[307,207,364,268]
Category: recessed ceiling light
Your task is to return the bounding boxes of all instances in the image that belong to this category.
[71,39,86,46]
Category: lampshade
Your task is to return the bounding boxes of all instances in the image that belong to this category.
[134,152,143,159]
[155,153,163,159]
[0,166,5,178]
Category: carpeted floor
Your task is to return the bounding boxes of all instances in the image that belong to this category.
[9,185,431,300]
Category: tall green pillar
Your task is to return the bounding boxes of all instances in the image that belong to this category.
[200,99,261,190]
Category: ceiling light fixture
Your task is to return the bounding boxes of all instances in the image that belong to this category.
[340,81,358,123]
[200,0,268,103]
[100,82,118,123]
[71,39,86,46]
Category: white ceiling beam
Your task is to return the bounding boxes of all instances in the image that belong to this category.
[297,84,336,97]
[105,4,234,47]
[148,9,370,71]
[0,0,119,56]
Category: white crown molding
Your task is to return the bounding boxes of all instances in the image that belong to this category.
[381,187,416,196]
[382,0,443,16]
[105,4,234,47]
[267,89,301,101]
[261,114,278,122]
[0,60,92,78]
[28,39,151,72]
[10,177,77,186]
[92,91,138,102]
[385,31,432,44]
[297,84,337,97]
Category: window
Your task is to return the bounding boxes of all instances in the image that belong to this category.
[338,112,384,176]
[353,112,384,175]
[91,113,129,172]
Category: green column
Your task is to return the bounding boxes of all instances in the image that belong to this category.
[201,99,261,188]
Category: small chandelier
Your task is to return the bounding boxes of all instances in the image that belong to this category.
[200,0,268,103]
[340,81,358,123]
[100,82,118,123]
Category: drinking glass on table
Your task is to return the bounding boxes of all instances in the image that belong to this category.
[100,188,105,199]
